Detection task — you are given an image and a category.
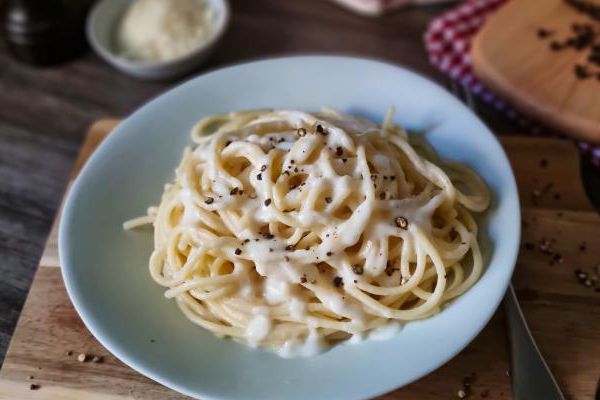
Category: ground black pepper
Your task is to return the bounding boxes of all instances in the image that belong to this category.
[537,28,554,38]
[264,198,272,206]
[394,216,408,230]
[230,187,239,195]
[204,197,214,204]
[333,276,343,287]
[234,248,242,255]
[352,265,364,275]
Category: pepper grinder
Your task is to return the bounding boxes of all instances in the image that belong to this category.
[0,0,93,66]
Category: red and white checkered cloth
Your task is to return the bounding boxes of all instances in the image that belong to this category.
[424,0,600,168]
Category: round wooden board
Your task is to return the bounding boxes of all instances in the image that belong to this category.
[471,0,600,143]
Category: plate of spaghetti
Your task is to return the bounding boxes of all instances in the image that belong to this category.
[60,56,520,400]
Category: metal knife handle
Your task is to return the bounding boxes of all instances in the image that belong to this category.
[504,284,565,400]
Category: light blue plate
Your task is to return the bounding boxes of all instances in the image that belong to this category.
[59,56,520,400]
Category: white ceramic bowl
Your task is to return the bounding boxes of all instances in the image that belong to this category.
[59,56,520,400]
[86,0,229,80]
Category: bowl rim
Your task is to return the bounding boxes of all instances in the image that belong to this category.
[86,0,230,71]
[58,55,521,400]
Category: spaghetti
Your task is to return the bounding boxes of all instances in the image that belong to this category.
[125,109,490,357]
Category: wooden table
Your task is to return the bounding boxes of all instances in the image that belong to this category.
[0,0,599,383]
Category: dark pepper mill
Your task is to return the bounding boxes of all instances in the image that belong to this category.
[0,0,93,66]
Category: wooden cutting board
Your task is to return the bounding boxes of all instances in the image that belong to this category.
[0,120,599,399]
[471,0,600,143]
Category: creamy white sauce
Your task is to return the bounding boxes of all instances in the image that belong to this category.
[368,322,403,341]
[278,330,326,358]
[246,307,271,344]
[149,109,484,357]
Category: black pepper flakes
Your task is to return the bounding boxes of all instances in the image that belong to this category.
[352,265,364,275]
[230,187,239,195]
[333,276,343,287]
[264,198,272,206]
[285,245,295,251]
[575,64,591,79]
[537,27,554,38]
[204,197,214,204]
[257,173,262,181]
[300,276,308,283]
[30,384,40,391]
[325,197,332,204]
[335,147,343,156]
[263,233,275,239]
[394,216,409,230]
[326,251,333,257]
[234,248,242,255]
[316,124,327,135]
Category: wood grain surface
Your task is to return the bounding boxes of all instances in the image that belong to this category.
[471,0,600,143]
[0,121,598,399]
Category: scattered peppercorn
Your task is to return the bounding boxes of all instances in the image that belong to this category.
[234,248,242,255]
[205,197,214,204]
[575,64,591,79]
[325,197,332,204]
[264,198,272,206]
[394,216,409,230]
[285,245,294,251]
[230,187,239,195]
[257,173,262,180]
[333,276,343,287]
[30,384,40,391]
[537,27,554,38]
[335,147,343,156]
[352,265,364,275]
[300,276,308,283]
[326,252,333,257]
